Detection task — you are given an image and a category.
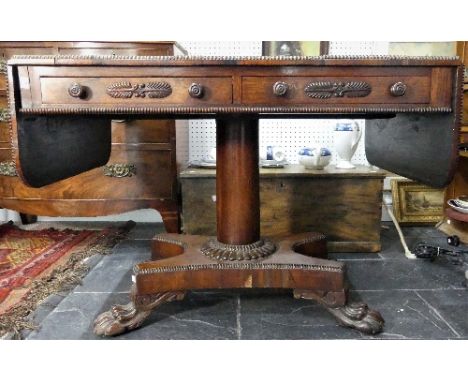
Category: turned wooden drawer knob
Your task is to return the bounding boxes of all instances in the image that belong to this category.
[188,83,204,98]
[273,81,289,97]
[390,82,407,97]
[68,82,86,98]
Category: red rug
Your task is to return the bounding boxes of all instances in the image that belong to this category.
[0,221,134,337]
[0,223,97,305]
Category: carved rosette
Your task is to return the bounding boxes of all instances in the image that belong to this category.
[106,81,172,99]
[103,163,136,178]
[304,81,372,98]
[68,83,85,98]
[0,161,17,177]
[273,81,289,96]
[188,83,204,98]
[0,108,10,122]
[201,238,276,261]
[389,82,407,97]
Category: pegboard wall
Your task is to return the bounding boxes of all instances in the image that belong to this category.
[178,41,390,166]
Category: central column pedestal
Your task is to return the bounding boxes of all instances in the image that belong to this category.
[216,118,260,245]
[93,117,385,337]
[202,118,275,261]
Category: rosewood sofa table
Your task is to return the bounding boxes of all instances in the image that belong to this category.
[6,55,463,336]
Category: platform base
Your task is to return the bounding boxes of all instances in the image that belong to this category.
[94,233,384,336]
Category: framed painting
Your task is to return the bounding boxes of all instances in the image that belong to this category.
[391,178,444,224]
[262,41,329,56]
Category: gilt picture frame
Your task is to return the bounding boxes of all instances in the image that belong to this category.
[391,178,444,224]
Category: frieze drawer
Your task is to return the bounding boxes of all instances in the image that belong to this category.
[39,77,233,106]
[241,75,432,105]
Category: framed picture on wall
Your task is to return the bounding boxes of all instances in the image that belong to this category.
[262,41,329,56]
[391,178,444,225]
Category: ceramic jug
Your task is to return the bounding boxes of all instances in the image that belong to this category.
[334,120,362,169]
[298,145,332,170]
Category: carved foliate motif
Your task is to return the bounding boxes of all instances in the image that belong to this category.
[106,81,172,99]
[0,161,17,177]
[104,163,136,178]
[304,81,372,98]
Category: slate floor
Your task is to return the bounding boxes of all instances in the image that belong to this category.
[20,222,468,340]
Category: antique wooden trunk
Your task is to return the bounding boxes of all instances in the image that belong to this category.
[0,42,182,231]
[180,165,386,252]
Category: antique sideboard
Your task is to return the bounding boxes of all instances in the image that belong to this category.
[5,55,463,336]
[0,42,182,231]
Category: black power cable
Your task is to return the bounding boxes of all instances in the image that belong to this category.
[413,242,468,287]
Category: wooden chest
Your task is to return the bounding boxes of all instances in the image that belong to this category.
[180,165,386,252]
[0,42,182,231]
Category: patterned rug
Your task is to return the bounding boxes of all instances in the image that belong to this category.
[0,220,135,338]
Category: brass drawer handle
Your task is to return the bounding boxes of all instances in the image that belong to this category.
[389,82,407,97]
[0,108,10,122]
[273,81,289,97]
[188,83,204,98]
[106,81,172,99]
[103,163,136,178]
[0,161,17,177]
[68,82,86,98]
[304,81,372,98]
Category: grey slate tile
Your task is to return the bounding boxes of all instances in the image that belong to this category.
[345,258,466,291]
[72,258,135,293]
[415,289,468,338]
[26,292,128,340]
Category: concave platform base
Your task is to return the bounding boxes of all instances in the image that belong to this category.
[94,233,384,336]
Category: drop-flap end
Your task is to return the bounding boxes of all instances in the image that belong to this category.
[16,115,112,188]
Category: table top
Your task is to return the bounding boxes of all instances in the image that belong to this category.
[180,164,388,179]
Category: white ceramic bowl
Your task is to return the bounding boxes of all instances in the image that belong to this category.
[455,195,468,208]
[298,147,331,170]
[448,199,468,214]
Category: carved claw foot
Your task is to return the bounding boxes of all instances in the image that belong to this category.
[294,290,384,335]
[94,291,185,336]
[324,302,385,335]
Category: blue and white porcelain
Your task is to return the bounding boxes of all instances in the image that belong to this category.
[298,145,332,170]
[334,120,362,169]
[260,145,286,162]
